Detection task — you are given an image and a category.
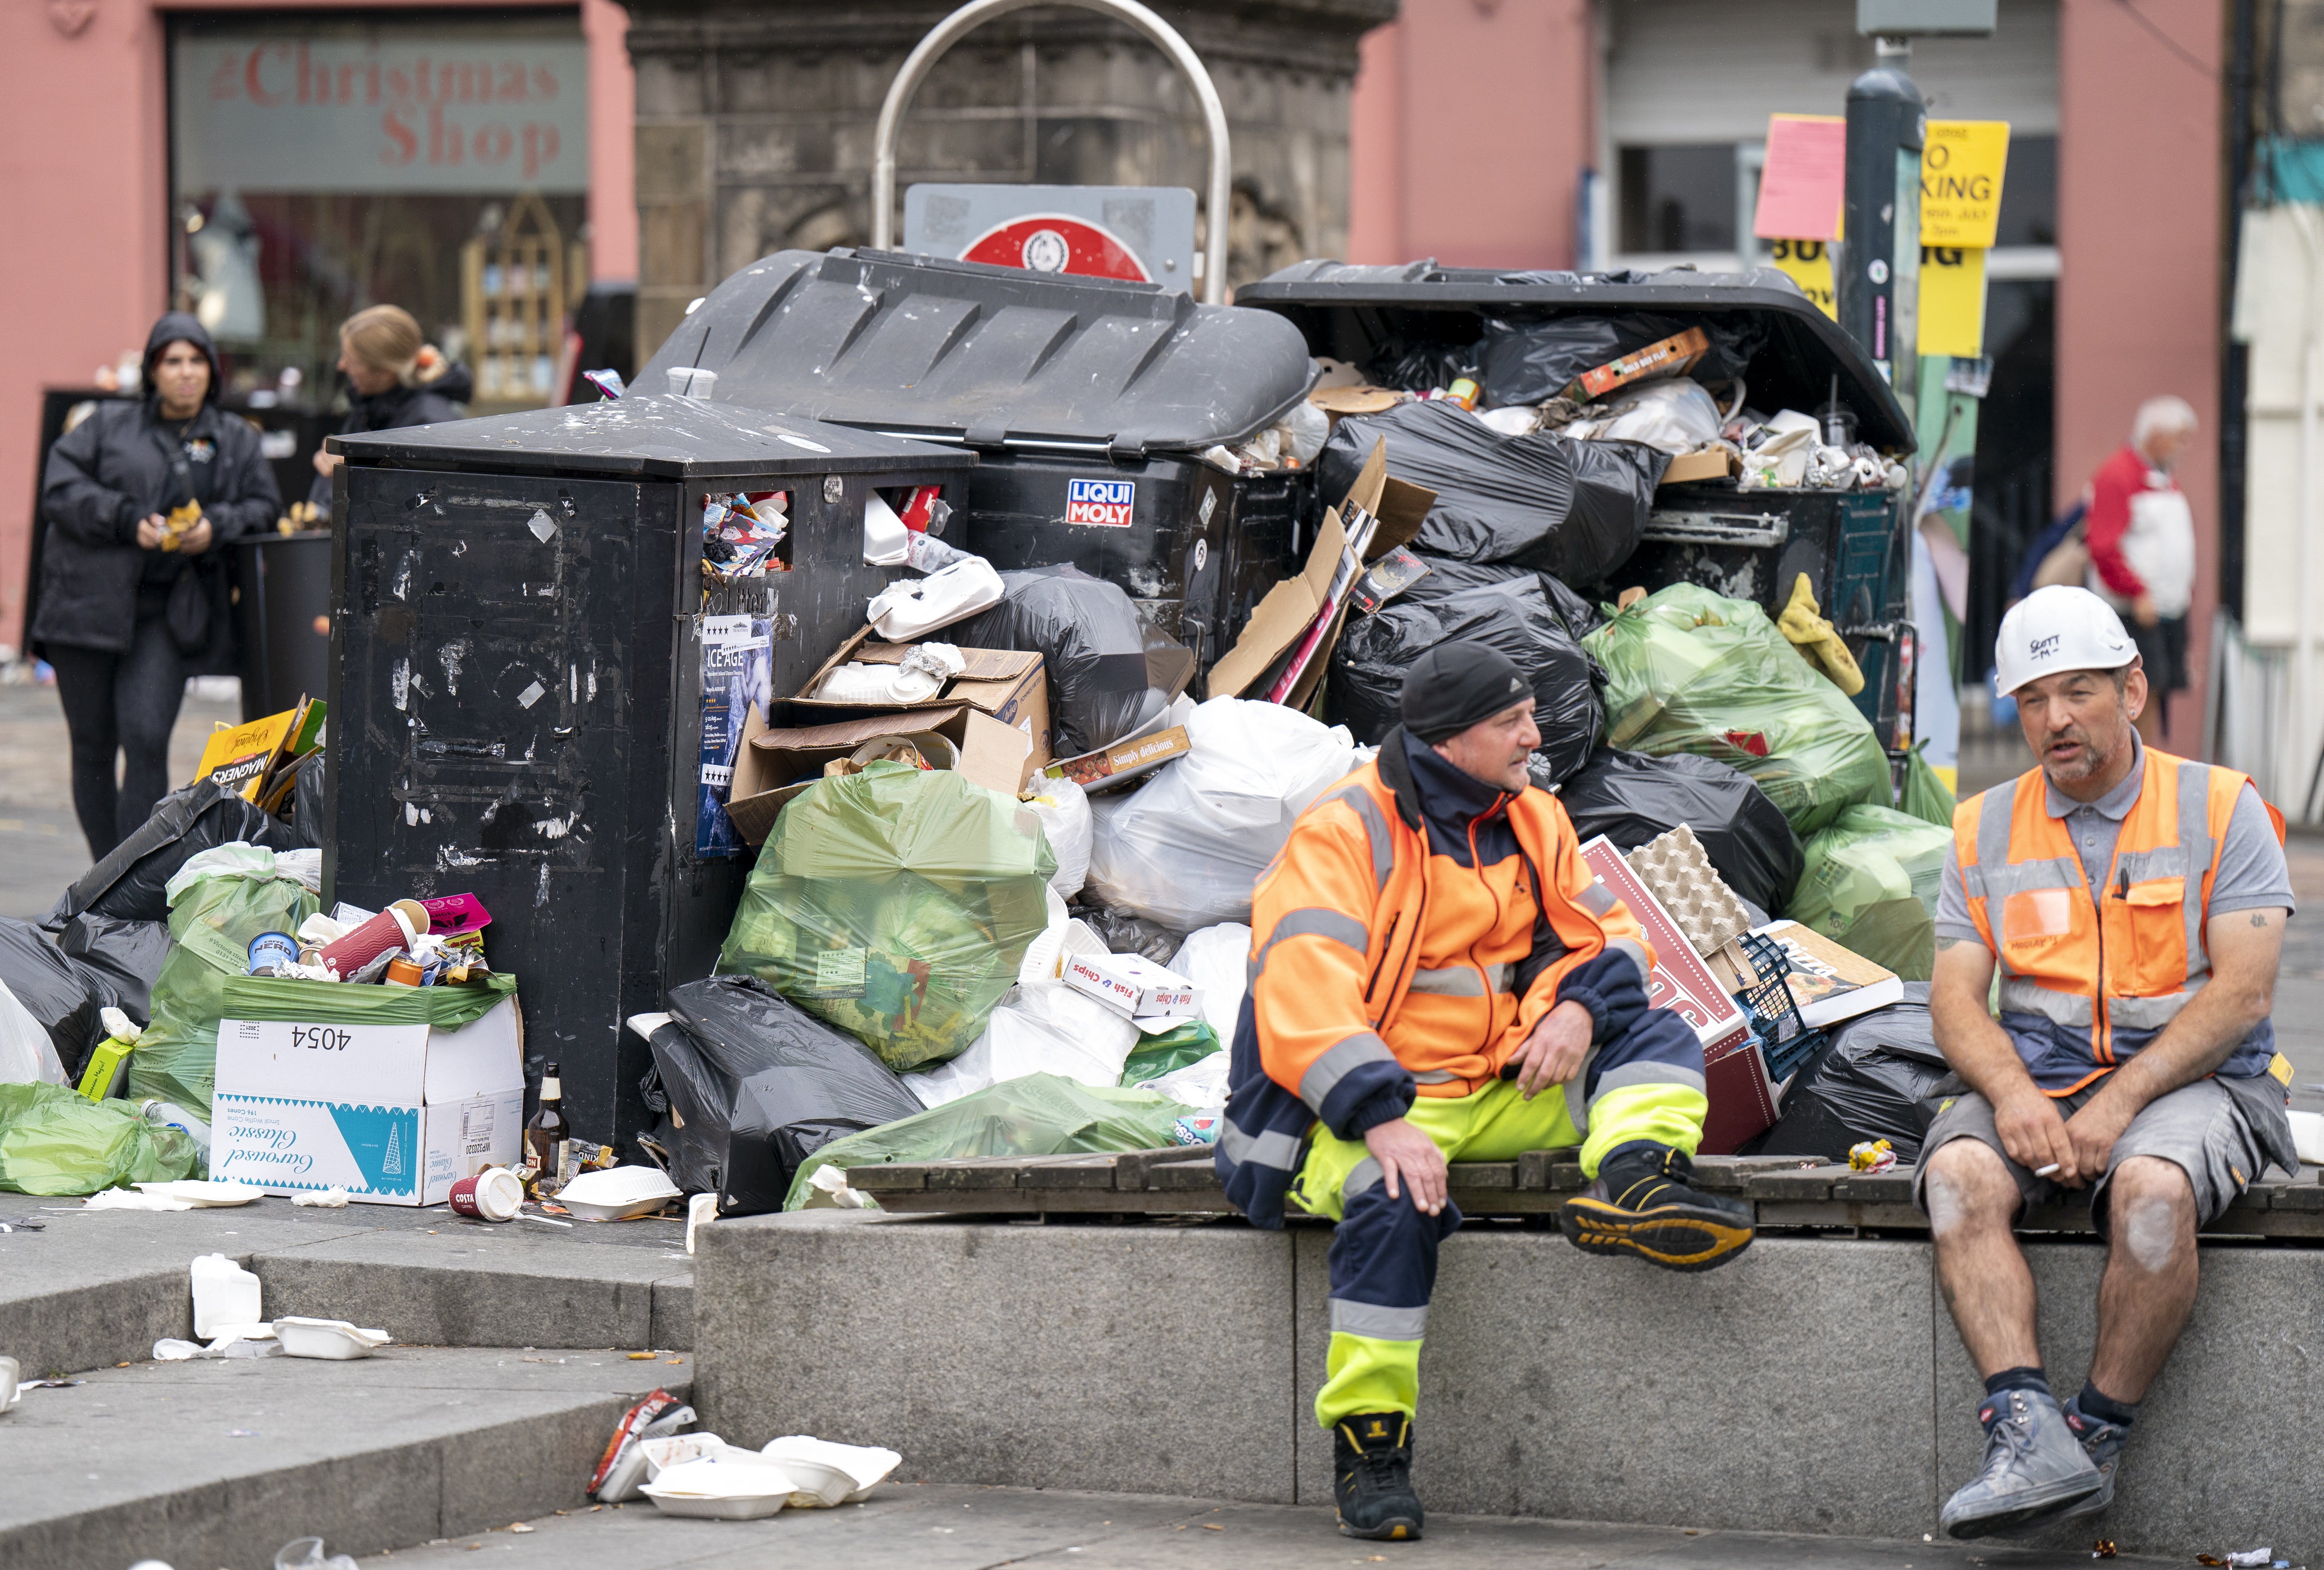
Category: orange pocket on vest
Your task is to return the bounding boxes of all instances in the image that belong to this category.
[2116,878,2190,996]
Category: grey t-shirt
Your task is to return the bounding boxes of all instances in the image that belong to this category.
[1935,737,2294,944]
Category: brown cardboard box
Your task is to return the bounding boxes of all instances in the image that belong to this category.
[1658,447,1737,486]
[1040,725,1192,792]
[724,703,1035,845]
[790,628,1052,762]
[1205,441,1436,700]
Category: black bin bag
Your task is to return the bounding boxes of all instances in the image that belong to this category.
[46,778,309,930]
[58,913,171,1025]
[952,564,1193,758]
[1758,984,1951,1162]
[1328,576,1604,784]
[1394,558,1603,641]
[1318,401,1661,587]
[649,975,925,1216]
[0,918,117,1083]
[1557,747,1805,915]
[1476,311,1764,408]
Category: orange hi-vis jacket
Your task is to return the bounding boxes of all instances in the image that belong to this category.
[1248,747,1654,1115]
[1955,746,2280,1093]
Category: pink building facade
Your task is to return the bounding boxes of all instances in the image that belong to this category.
[0,0,635,649]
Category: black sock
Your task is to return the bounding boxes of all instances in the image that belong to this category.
[2073,1382,2138,1429]
[1983,1367,2050,1401]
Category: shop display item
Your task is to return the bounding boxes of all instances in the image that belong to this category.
[1083,698,1358,933]
[1585,582,1890,835]
[1556,748,1803,916]
[716,762,1055,1073]
[1328,574,1603,783]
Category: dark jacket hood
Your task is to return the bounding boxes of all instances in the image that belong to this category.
[143,312,224,408]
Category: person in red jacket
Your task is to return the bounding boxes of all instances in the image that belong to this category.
[2083,397,2198,746]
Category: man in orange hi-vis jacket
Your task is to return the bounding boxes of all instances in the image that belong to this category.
[1212,641,1754,1543]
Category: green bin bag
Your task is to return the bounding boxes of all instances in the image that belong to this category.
[218,972,517,1027]
[718,762,1056,1074]
[0,1082,202,1194]
[1899,741,1960,829]
[1585,583,1891,834]
[1119,1020,1221,1087]
[129,847,321,1115]
[1786,804,1956,980]
[783,1072,1192,1209]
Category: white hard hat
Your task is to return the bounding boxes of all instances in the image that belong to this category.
[1993,585,2137,696]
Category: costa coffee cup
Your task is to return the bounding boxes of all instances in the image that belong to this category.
[448,1166,523,1222]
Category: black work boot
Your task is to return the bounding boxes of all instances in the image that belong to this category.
[1559,1145,1755,1272]
[1332,1412,1423,1541]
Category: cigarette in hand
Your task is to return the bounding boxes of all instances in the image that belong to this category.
[2034,1162,2061,1177]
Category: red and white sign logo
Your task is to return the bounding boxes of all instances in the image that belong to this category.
[962,215,1151,283]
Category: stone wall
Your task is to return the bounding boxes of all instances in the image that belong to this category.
[621,0,1396,358]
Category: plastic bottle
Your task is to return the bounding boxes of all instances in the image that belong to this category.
[190,1253,262,1337]
[142,1099,212,1158]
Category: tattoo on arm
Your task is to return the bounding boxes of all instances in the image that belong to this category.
[1936,936,1975,951]
[2253,912,2271,928]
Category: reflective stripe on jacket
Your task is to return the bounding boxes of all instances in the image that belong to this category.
[1956,747,2273,1093]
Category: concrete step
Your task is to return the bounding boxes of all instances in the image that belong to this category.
[346,1483,2183,1570]
[0,1198,692,1377]
[0,1345,690,1570]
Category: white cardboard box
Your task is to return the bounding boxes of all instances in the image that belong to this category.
[1061,952,1202,1021]
[210,996,524,1206]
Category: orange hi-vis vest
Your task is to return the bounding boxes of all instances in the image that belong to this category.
[1955,746,2278,1094]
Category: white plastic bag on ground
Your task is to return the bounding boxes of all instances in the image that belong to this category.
[1084,698,1358,931]
[1167,923,1251,1041]
[867,555,1006,640]
[1020,776,1093,899]
[902,980,1139,1109]
[1130,1049,1230,1108]
[0,978,64,1084]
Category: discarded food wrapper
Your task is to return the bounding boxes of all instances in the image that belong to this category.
[759,1435,902,1506]
[591,1388,692,1500]
[272,1317,391,1360]
[448,1166,524,1222]
[273,1535,361,1570]
[137,1179,261,1208]
[556,1166,683,1221]
[290,1186,350,1209]
[1061,952,1202,1022]
[593,1408,704,1503]
[2225,1552,2276,1570]
[641,1452,798,1519]
[1041,725,1192,792]
[1173,1112,1222,1146]
[1848,1139,1898,1174]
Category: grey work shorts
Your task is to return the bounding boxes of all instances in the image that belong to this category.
[1910,1073,2293,1232]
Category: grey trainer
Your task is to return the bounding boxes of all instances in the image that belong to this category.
[2061,1402,2128,1519]
[1940,1387,2103,1539]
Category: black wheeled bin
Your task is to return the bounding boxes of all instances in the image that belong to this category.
[326,394,974,1145]
[1235,261,1922,749]
[234,531,334,721]
[636,248,1316,672]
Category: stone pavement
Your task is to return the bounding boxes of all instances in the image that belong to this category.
[0,678,237,920]
[351,1483,2180,1570]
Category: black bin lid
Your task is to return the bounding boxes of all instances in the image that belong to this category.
[1236,259,1915,453]
[330,394,977,479]
[635,249,1316,459]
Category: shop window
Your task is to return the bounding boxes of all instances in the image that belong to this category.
[1618,144,1738,255]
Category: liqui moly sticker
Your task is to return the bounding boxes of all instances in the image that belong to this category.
[1065,478,1135,527]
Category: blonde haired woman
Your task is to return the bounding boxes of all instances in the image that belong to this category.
[307,305,470,510]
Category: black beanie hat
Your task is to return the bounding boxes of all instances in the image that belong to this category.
[1402,641,1533,743]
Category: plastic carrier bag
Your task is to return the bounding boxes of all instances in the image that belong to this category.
[781,1072,1192,1210]
[1557,747,1804,915]
[1318,401,1661,588]
[1328,575,1604,784]
[1018,775,1093,900]
[127,845,323,1114]
[1758,983,1949,1160]
[1084,698,1358,933]
[1786,805,1955,981]
[716,762,1056,1074]
[641,975,924,1217]
[901,980,1141,1109]
[1899,742,1959,829]
[0,1081,202,1195]
[952,565,1192,757]
[1585,583,1891,836]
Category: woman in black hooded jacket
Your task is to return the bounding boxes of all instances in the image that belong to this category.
[38,312,280,858]
[307,304,470,513]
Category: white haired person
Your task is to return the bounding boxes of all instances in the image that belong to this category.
[2084,396,2198,746]
[307,304,471,514]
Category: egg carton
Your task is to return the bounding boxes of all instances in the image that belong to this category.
[1624,825,1751,957]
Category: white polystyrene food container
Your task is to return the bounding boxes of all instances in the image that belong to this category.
[556,1166,684,1221]
[639,1453,796,1520]
[759,1435,902,1504]
[272,1317,392,1360]
[639,1433,729,1481]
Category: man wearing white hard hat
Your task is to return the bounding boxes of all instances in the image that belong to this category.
[1918,585,2294,1540]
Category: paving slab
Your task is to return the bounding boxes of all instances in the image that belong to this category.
[0,1345,690,1570]
[349,1484,2177,1570]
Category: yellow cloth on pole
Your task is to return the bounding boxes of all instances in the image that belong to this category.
[1777,574,1866,696]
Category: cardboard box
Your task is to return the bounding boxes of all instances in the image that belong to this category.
[725,702,1036,844]
[1657,447,1738,486]
[791,628,1052,761]
[1062,951,1202,1020]
[210,996,524,1206]
[1206,441,1436,700]
[1041,725,1191,792]
[1569,327,1711,402]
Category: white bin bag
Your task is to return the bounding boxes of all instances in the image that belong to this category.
[1018,776,1093,900]
[1167,923,1252,1041]
[1084,699,1359,932]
